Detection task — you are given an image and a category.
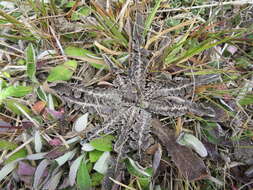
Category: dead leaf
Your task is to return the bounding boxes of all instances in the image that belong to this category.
[146,143,159,155]
[32,101,46,114]
[151,119,210,181]
[207,103,229,122]
[152,143,162,175]
[45,146,68,159]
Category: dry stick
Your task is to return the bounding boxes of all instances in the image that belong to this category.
[49,26,67,61]
[94,41,125,55]
[145,20,195,49]
[0,41,24,54]
[116,0,132,22]
[157,0,253,13]
[0,49,24,58]
[109,177,137,190]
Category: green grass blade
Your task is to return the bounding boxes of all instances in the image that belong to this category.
[143,0,163,38]
[25,43,37,82]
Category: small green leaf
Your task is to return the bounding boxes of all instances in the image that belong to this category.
[125,157,151,178]
[90,135,114,152]
[25,43,37,82]
[64,46,105,69]
[91,173,104,187]
[138,177,150,190]
[63,59,77,69]
[0,85,33,100]
[0,140,17,150]
[36,87,48,102]
[71,7,91,21]
[77,159,92,190]
[47,60,77,82]
[5,99,31,115]
[79,7,91,16]
[17,59,25,65]
[5,148,27,163]
[89,150,103,163]
[65,46,96,57]
[65,1,75,8]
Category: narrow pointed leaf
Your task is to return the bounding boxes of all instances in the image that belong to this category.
[34,130,42,153]
[93,151,110,174]
[77,159,91,190]
[0,161,17,181]
[69,154,85,186]
[25,43,37,82]
[125,157,151,178]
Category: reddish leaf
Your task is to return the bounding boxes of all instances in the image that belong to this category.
[151,119,210,181]
[21,120,34,129]
[45,146,67,159]
[32,101,46,114]
[49,138,62,146]
[45,108,64,119]
[33,159,50,188]
[17,161,35,176]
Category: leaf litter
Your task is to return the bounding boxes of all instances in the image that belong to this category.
[0,0,253,189]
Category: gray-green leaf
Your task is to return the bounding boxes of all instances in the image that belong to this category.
[177,133,208,157]
[25,43,37,82]
[77,159,91,190]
